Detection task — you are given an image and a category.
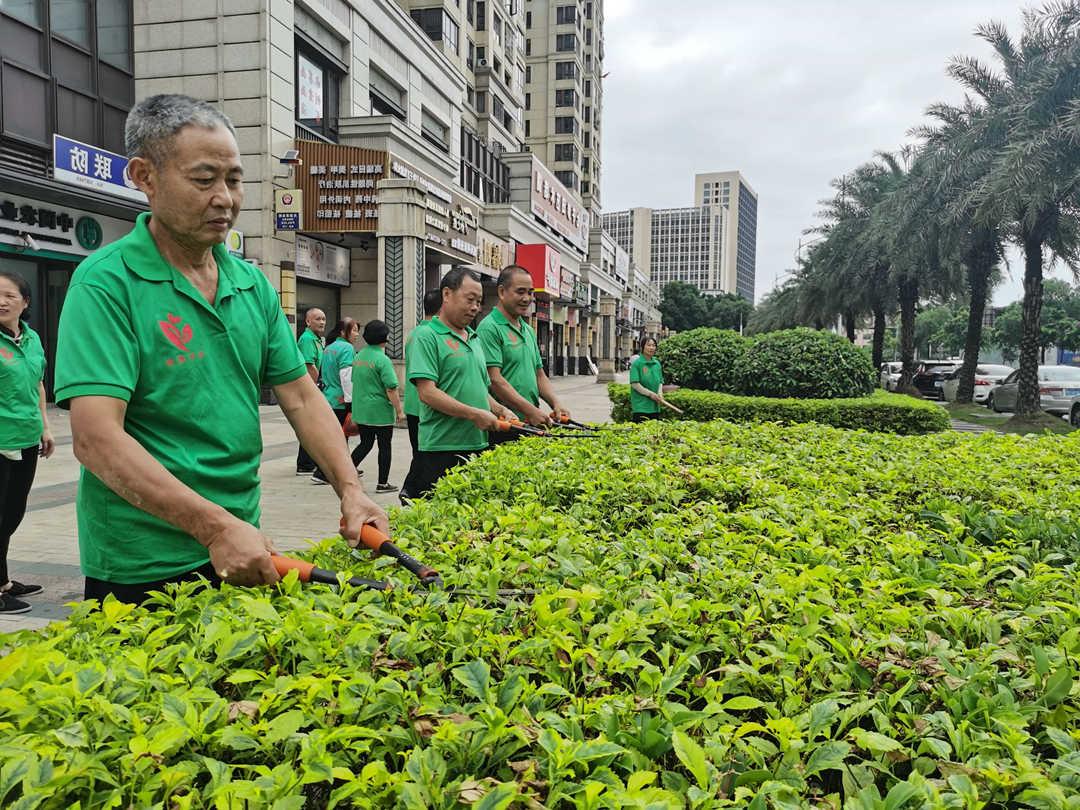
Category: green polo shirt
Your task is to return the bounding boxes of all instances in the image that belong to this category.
[351,345,398,426]
[320,337,355,410]
[403,320,434,418]
[0,322,45,450]
[476,307,543,417]
[298,328,323,375]
[409,316,491,452]
[629,356,663,415]
[53,212,308,584]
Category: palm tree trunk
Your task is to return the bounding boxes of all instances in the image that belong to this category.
[843,310,857,342]
[897,276,918,392]
[956,230,995,404]
[1016,235,1044,416]
[871,300,886,369]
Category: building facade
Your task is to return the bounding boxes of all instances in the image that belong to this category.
[603,171,758,303]
[0,1,142,393]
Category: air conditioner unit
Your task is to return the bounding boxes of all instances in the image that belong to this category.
[478,58,488,67]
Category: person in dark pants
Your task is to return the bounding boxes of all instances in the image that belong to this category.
[0,271,56,615]
[403,295,440,466]
[310,318,359,484]
[407,269,508,498]
[629,337,664,422]
[295,306,326,474]
[347,320,404,493]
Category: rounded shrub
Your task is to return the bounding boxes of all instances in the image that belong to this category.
[734,327,876,399]
[655,327,747,392]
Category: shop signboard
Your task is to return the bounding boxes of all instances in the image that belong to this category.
[476,230,514,278]
[296,140,387,233]
[295,234,350,287]
[389,157,479,264]
[530,157,589,253]
[52,135,147,204]
[515,243,560,295]
[559,267,578,300]
[0,192,130,257]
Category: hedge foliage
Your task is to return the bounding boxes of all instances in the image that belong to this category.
[609,385,950,434]
[4,421,1080,806]
[735,328,876,399]
[654,327,747,392]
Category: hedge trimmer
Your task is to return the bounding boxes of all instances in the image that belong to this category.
[494,418,597,439]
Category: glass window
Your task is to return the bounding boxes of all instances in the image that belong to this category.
[50,0,89,48]
[96,0,131,71]
[1,0,42,27]
[297,53,324,121]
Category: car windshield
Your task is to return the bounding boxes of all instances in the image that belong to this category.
[1043,366,1080,381]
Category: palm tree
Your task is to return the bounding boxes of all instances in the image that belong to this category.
[956,4,1080,415]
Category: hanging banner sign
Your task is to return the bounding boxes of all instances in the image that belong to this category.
[53,135,147,204]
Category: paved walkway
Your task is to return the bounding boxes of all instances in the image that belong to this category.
[1,373,624,632]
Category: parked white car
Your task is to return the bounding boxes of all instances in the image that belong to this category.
[988,365,1080,415]
[941,364,1013,404]
[879,361,902,391]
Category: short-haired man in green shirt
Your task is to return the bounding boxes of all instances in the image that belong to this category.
[399,289,443,502]
[406,268,508,497]
[295,306,325,474]
[54,94,388,604]
[477,265,569,445]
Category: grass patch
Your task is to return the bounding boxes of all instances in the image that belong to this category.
[946,402,1074,434]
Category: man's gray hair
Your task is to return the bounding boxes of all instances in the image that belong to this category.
[125,94,236,165]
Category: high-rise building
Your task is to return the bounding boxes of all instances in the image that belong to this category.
[522,0,604,216]
[602,171,757,302]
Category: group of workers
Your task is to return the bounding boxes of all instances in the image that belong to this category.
[0,93,668,615]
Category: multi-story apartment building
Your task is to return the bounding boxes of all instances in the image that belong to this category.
[522,0,603,216]
[603,171,757,303]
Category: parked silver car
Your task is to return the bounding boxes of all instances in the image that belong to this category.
[879,361,902,391]
[941,364,1013,404]
[988,365,1080,415]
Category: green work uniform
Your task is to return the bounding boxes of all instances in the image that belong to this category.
[629,356,663,415]
[476,307,543,418]
[297,327,323,379]
[409,316,491,452]
[351,345,398,426]
[53,212,308,584]
[320,337,355,410]
[403,320,434,418]
[0,322,46,450]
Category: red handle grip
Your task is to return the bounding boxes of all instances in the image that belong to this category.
[271,555,315,582]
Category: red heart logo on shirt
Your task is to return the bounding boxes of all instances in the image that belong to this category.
[159,314,194,352]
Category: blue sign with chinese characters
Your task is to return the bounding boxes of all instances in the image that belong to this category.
[52,135,147,204]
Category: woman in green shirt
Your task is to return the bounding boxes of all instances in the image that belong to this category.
[349,320,404,493]
[0,271,55,615]
[629,337,664,422]
[319,318,359,425]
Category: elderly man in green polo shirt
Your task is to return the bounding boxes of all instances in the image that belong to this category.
[477,264,570,445]
[295,306,326,475]
[53,94,388,604]
[407,268,509,497]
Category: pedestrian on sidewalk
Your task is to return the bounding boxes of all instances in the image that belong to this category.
[335,320,404,493]
[406,268,508,498]
[629,337,664,422]
[400,290,443,501]
[294,306,326,475]
[477,264,570,448]
[309,317,359,485]
[0,271,55,615]
[54,94,387,605]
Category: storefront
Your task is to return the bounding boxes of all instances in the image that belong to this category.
[294,233,350,330]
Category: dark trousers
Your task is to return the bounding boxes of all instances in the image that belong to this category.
[0,446,38,585]
[84,561,220,605]
[351,425,394,484]
[296,444,315,473]
[409,450,477,498]
[632,412,661,423]
[487,429,520,450]
[407,414,420,454]
[313,408,350,480]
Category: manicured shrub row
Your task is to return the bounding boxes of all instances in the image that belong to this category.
[3,421,1080,806]
[656,327,876,399]
[609,385,950,434]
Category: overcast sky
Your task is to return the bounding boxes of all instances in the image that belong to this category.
[601,0,1058,307]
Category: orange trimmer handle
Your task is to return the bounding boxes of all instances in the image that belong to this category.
[271,554,389,591]
[348,523,442,585]
[272,554,315,582]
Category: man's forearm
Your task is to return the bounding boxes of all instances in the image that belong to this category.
[278,379,362,494]
[417,382,486,421]
[489,373,536,416]
[537,371,562,411]
[307,363,318,383]
[72,412,233,544]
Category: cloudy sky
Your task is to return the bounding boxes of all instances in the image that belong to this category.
[601,0,1056,306]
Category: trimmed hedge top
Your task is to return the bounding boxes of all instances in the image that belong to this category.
[609,385,950,434]
[655,327,747,393]
[2,421,1079,805]
[737,328,876,399]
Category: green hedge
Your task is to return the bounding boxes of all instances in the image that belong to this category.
[654,327,747,392]
[734,327,876,399]
[3,421,1080,805]
[609,384,949,433]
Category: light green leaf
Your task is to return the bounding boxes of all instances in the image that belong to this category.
[805,740,850,775]
[672,729,710,789]
[453,660,491,702]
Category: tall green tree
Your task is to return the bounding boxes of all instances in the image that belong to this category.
[659,282,753,332]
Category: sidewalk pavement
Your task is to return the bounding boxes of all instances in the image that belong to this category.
[1,373,625,632]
